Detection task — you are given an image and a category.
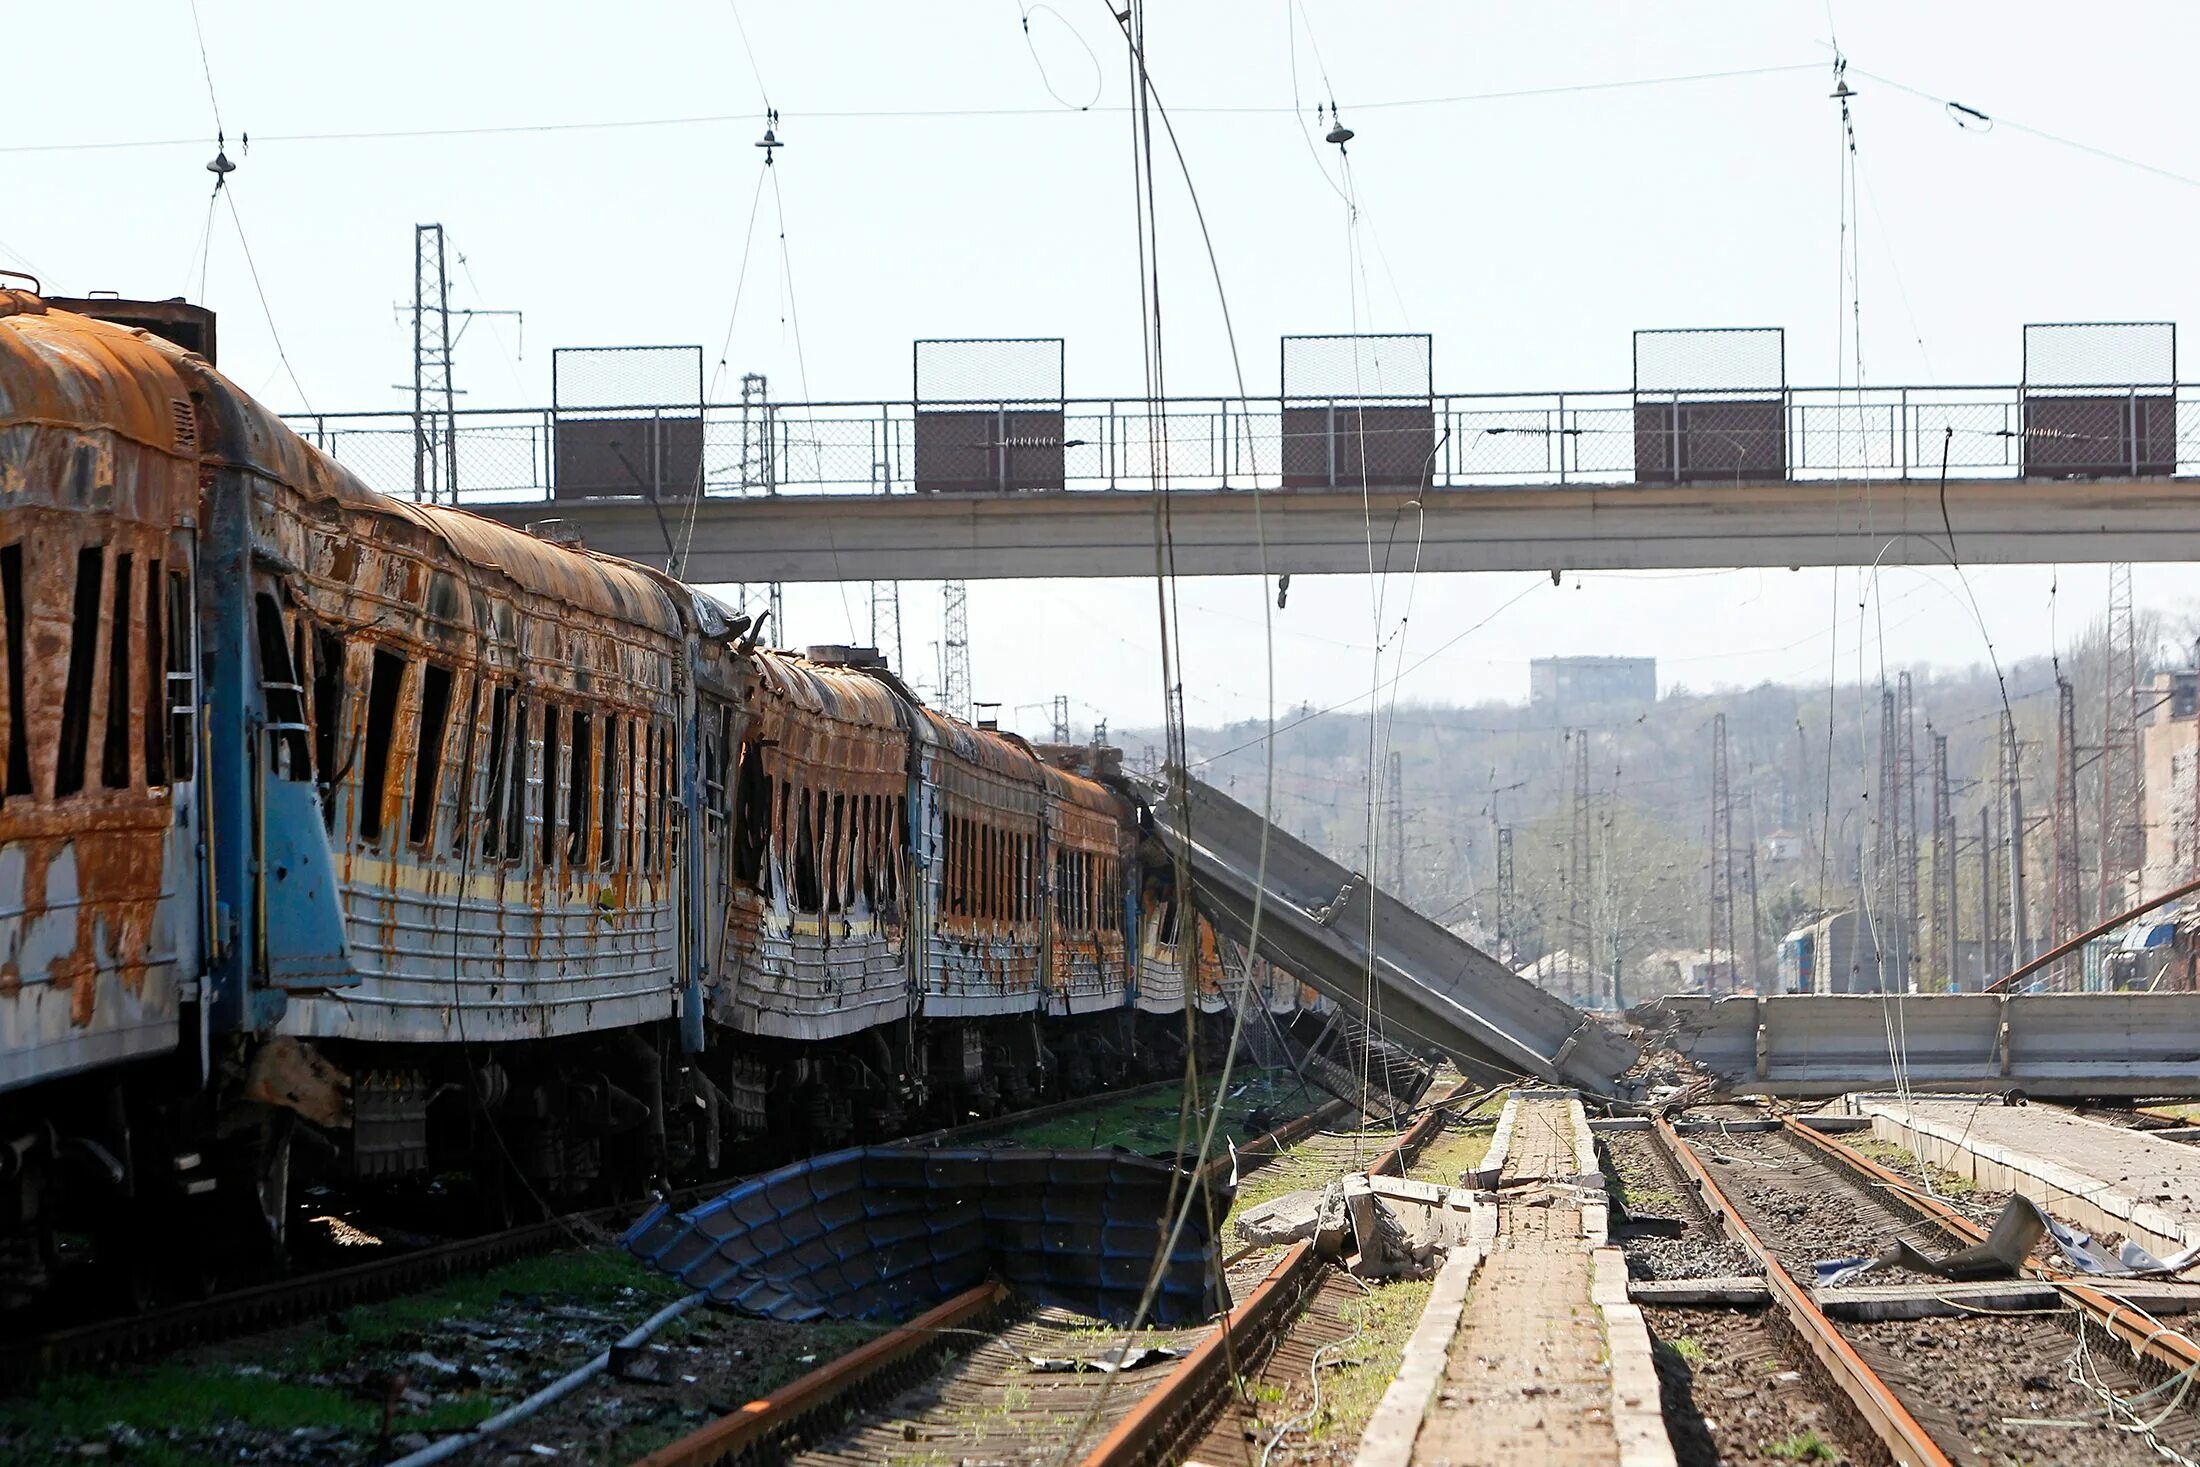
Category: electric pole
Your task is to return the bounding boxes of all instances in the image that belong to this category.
[2052,677,2085,988]
[2003,707,2031,968]
[1387,750,1406,903]
[1709,714,1737,997]
[1569,730,1593,1002]
[412,224,457,503]
[941,581,972,720]
[1930,731,1955,991]
[1496,826,1516,965]
[870,583,903,670]
[2101,562,2143,911]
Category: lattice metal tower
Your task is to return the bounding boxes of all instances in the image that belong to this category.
[1496,826,1515,964]
[412,224,457,503]
[869,582,903,670]
[1049,695,1071,744]
[1708,713,1737,996]
[2100,563,2144,912]
[1386,750,1406,902]
[2051,677,2085,987]
[1874,687,1900,989]
[1898,672,1920,992]
[941,581,972,721]
[2002,708,2031,966]
[1568,731,1593,998]
[1930,731,1956,990]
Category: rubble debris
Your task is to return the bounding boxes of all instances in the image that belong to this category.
[1814,1193,2200,1288]
[1237,1169,1494,1279]
[625,1145,1231,1325]
[1025,1344,1181,1373]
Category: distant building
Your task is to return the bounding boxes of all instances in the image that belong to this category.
[2142,668,2200,900]
[1528,656,1656,712]
[1763,828,1804,865]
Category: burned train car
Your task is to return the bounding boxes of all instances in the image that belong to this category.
[0,292,205,1302]
[0,295,1289,1305]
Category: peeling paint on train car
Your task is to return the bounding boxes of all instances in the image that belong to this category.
[1041,765,1132,1015]
[182,342,690,1046]
[0,297,201,1089]
[712,650,909,1042]
[914,710,1046,1017]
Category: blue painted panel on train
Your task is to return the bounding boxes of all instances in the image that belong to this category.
[261,775,355,987]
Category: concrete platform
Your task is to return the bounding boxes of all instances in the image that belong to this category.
[1849,1095,2200,1260]
[1354,1091,1676,1467]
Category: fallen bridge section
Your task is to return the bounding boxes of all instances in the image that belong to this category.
[1639,992,2200,1099]
[1140,774,1639,1094]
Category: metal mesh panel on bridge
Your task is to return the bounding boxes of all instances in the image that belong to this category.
[912,338,1066,492]
[1279,334,1434,488]
[551,345,706,500]
[1633,327,1786,484]
[2022,322,2178,479]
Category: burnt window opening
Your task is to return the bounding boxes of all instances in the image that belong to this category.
[358,648,407,843]
[733,738,770,885]
[826,792,846,912]
[502,697,529,861]
[2,545,27,799]
[143,559,165,788]
[164,570,194,783]
[99,553,135,789]
[566,711,593,867]
[54,547,105,798]
[407,664,455,850]
[716,707,736,818]
[311,627,345,827]
[599,717,621,870]
[539,704,562,868]
[945,814,961,914]
[1158,896,1180,946]
[480,684,512,858]
[640,724,658,876]
[253,593,309,781]
[794,783,821,910]
[660,723,674,872]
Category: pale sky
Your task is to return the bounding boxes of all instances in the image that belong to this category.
[12,2,2200,743]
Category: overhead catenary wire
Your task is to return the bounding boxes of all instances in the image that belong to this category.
[0,62,1825,156]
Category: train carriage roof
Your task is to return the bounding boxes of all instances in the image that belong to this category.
[751,648,910,731]
[4,297,681,639]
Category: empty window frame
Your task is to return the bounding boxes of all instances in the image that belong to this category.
[98,553,135,789]
[539,704,562,868]
[1,545,26,800]
[566,710,593,867]
[502,696,529,862]
[54,547,104,798]
[407,664,455,851]
[598,716,621,870]
[252,593,311,781]
[164,569,195,783]
[142,559,164,788]
[358,649,407,843]
[310,626,344,825]
[480,684,512,857]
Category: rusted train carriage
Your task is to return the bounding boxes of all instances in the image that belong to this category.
[0,294,205,1301]
[196,360,715,1209]
[0,293,1302,1307]
[706,647,914,1141]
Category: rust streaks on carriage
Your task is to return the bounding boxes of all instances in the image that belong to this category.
[1040,764,1132,1010]
[0,299,200,1079]
[917,709,1046,1003]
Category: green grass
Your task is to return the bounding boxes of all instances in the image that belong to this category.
[1665,1335,1709,1367]
[0,1246,688,1464]
[1295,1279,1435,1442]
[1768,1428,1839,1461]
[1847,1136,1978,1196]
[1006,1070,1316,1153]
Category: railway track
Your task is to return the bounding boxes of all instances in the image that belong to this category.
[0,1076,1260,1392]
[630,1082,1465,1467]
[1655,1114,2200,1466]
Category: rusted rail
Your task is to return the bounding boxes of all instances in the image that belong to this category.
[1780,1116,2200,1394]
[1656,1118,1955,1467]
[628,1283,1009,1467]
[1074,1080,1464,1467]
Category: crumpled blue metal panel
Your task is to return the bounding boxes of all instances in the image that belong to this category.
[623,1145,1231,1325]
